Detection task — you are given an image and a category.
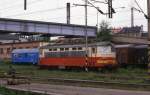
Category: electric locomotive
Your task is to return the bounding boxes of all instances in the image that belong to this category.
[39,42,117,69]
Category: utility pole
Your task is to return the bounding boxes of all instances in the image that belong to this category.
[108,0,113,18]
[96,7,99,33]
[85,0,88,72]
[147,0,150,71]
[74,0,105,72]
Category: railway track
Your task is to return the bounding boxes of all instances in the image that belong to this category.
[0,73,150,90]
[1,77,150,95]
[30,77,150,91]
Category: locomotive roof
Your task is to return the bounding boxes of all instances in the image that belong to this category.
[40,42,111,49]
[12,48,39,53]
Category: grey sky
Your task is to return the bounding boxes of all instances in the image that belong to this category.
[0,0,147,31]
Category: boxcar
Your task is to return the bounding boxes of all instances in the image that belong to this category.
[39,42,117,69]
[115,44,148,67]
[11,49,39,65]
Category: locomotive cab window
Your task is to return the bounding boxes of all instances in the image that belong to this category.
[99,46,111,54]
[13,48,16,50]
[60,48,64,51]
[78,47,82,50]
[72,48,77,51]
[0,48,3,54]
[65,48,69,51]
[111,46,115,52]
[53,48,57,51]
[13,54,19,57]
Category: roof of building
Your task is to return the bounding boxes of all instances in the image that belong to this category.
[40,42,111,49]
[12,48,39,53]
[114,44,134,48]
[0,41,46,45]
[120,26,142,33]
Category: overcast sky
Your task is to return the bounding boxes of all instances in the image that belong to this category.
[0,0,147,31]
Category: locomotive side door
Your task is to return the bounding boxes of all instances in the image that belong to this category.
[90,47,97,67]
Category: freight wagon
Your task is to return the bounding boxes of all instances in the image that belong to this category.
[11,49,39,65]
[115,44,148,67]
[39,42,117,69]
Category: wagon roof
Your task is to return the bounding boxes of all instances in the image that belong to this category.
[40,42,111,49]
[114,44,148,48]
[12,48,39,53]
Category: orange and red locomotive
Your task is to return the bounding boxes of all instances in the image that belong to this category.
[39,42,117,69]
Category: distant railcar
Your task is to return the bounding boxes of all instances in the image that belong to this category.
[115,45,148,67]
[39,42,117,69]
[11,49,39,65]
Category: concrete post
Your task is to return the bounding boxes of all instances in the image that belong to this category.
[67,3,70,24]
[131,7,134,27]
[24,0,27,10]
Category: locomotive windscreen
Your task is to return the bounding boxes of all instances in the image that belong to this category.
[99,46,112,54]
[45,51,86,57]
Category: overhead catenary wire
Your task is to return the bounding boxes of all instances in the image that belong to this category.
[90,0,108,4]
[0,0,44,11]
[134,0,146,14]
[4,4,143,22]
[4,11,145,27]
[134,0,148,19]
[3,1,132,19]
[111,18,147,23]
[0,0,146,29]
[4,2,131,19]
[4,9,132,24]
[0,0,20,7]
[5,5,77,18]
[83,0,104,14]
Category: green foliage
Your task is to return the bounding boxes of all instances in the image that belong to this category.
[0,87,36,95]
[42,37,50,42]
[96,21,112,41]
[2,59,11,64]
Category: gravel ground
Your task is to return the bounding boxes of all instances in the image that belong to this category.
[6,83,150,95]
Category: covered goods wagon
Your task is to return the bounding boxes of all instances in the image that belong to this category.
[115,44,148,67]
[11,49,39,64]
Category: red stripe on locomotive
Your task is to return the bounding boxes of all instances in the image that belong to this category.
[40,57,116,68]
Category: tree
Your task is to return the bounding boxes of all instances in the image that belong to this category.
[96,21,112,42]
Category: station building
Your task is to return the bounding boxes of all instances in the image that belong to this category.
[0,41,48,59]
